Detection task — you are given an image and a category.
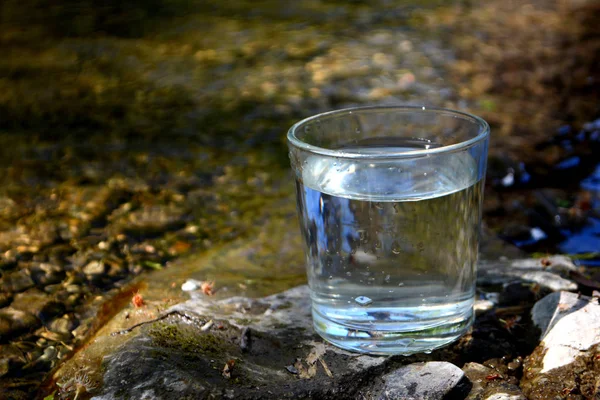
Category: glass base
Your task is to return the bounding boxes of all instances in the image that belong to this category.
[312,307,473,356]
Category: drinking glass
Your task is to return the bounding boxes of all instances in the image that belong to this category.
[287,106,490,355]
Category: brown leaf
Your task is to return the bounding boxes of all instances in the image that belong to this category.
[222,359,235,379]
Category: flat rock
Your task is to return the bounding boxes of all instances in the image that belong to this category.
[51,278,547,399]
[477,255,578,292]
[91,286,392,399]
[362,361,470,400]
[521,291,600,399]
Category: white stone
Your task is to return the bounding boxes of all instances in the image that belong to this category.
[531,291,600,373]
[474,299,495,314]
[181,279,200,291]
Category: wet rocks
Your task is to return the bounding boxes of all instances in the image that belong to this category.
[0,289,66,341]
[29,262,65,286]
[0,308,39,341]
[521,291,600,399]
[112,204,189,238]
[0,344,27,378]
[11,289,61,323]
[363,362,470,400]
[0,269,35,293]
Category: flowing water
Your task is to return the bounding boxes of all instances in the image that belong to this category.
[295,138,484,353]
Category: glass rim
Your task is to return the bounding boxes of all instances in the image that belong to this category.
[287,105,490,159]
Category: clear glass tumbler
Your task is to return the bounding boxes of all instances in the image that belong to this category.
[287,106,490,355]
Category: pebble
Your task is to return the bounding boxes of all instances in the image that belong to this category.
[29,262,65,286]
[0,269,35,293]
[181,279,200,291]
[474,299,495,314]
[11,289,57,322]
[0,344,26,377]
[0,307,39,340]
[39,345,57,362]
[83,260,107,276]
[48,315,76,335]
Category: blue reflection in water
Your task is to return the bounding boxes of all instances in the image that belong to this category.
[558,163,600,266]
[302,184,359,276]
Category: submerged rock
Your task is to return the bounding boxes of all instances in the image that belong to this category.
[521,291,600,399]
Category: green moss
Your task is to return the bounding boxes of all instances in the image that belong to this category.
[276,302,293,310]
[149,322,231,355]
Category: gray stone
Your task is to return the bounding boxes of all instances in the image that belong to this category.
[92,286,391,400]
[477,255,578,292]
[367,361,469,400]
